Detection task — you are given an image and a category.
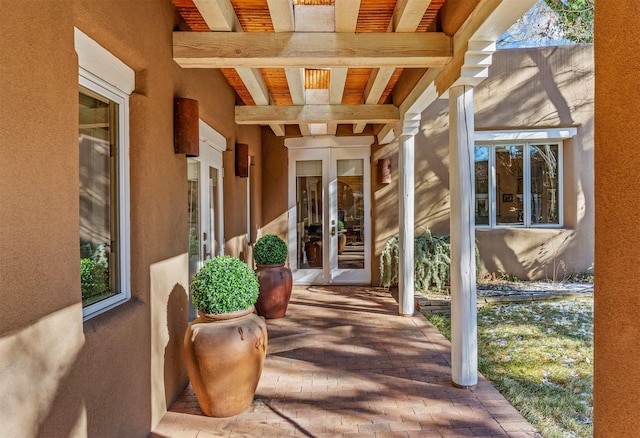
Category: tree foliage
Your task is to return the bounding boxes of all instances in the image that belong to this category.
[545,0,594,43]
[498,0,593,48]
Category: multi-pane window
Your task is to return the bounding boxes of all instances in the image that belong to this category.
[475,142,562,228]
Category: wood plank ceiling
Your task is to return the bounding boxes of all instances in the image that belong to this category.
[171,0,534,140]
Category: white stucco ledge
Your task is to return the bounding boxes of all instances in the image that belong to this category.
[474,127,578,142]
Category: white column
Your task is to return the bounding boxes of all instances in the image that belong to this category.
[398,114,420,316]
[449,85,478,388]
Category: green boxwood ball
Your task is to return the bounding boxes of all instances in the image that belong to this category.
[190,256,259,314]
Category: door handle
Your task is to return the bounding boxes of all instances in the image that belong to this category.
[331,226,336,236]
[203,243,212,260]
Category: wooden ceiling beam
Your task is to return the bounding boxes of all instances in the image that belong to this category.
[173,32,452,68]
[393,0,433,32]
[235,104,400,125]
[192,0,241,31]
[266,0,295,32]
[335,0,360,33]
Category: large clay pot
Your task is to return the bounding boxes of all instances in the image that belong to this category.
[255,264,293,319]
[305,240,323,267]
[183,306,268,417]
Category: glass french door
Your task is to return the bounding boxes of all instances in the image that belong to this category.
[187,122,225,318]
[288,147,371,284]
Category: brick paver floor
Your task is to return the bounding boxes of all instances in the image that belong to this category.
[152,286,539,437]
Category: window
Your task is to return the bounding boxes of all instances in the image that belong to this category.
[76,29,133,319]
[475,140,563,228]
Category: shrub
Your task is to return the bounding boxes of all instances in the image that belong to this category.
[80,258,109,299]
[379,230,479,293]
[191,256,259,314]
[254,234,288,265]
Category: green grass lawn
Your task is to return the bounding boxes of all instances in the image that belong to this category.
[427,298,593,437]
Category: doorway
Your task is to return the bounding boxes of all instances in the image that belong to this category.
[287,138,372,284]
[187,121,225,318]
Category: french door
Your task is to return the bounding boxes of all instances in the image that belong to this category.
[288,147,371,284]
[187,121,225,318]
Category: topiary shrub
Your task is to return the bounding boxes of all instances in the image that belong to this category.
[191,256,259,314]
[253,234,288,266]
[80,258,109,300]
[379,230,479,293]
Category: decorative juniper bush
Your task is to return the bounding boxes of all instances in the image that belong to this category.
[380,229,479,293]
[191,256,259,314]
[253,234,288,266]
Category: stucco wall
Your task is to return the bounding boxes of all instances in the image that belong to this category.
[0,1,260,436]
[374,45,594,283]
[594,4,640,436]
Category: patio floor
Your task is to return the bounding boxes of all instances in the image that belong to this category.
[152,285,539,437]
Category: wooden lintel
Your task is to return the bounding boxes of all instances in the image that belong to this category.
[235,104,400,125]
[174,32,452,68]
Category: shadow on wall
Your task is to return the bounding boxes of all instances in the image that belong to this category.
[164,284,188,408]
[477,228,578,280]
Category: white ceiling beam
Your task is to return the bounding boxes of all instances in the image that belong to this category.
[266,0,294,32]
[173,32,452,68]
[393,0,432,32]
[335,0,361,32]
[363,67,396,105]
[192,0,241,31]
[329,68,348,105]
[236,104,400,125]
[285,68,305,105]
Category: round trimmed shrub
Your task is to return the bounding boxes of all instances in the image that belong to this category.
[191,256,259,314]
[253,234,288,265]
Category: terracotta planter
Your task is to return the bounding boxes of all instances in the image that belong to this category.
[305,240,323,267]
[255,264,293,319]
[183,306,268,417]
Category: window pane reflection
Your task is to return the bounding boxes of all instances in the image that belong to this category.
[474,146,489,225]
[530,144,559,224]
[496,145,524,226]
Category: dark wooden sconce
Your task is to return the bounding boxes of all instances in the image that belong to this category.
[235,143,249,178]
[174,98,199,157]
[378,158,392,184]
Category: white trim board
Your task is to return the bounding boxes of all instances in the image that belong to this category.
[74,28,134,95]
[475,128,577,142]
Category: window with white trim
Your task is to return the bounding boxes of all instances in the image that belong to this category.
[76,29,133,319]
[475,135,567,228]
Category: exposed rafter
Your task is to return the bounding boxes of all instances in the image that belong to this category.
[172,0,537,139]
[173,32,452,68]
[235,104,400,125]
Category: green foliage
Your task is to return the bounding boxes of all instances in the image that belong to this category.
[191,256,259,314]
[80,258,109,300]
[337,220,345,232]
[380,230,479,293]
[544,0,594,43]
[253,234,288,265]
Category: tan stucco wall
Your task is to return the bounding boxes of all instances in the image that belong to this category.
[374,45,594,283]
[0,1,260,436]
[594,5,640,436]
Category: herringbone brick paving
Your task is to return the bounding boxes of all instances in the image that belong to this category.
[152,286,539,437]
